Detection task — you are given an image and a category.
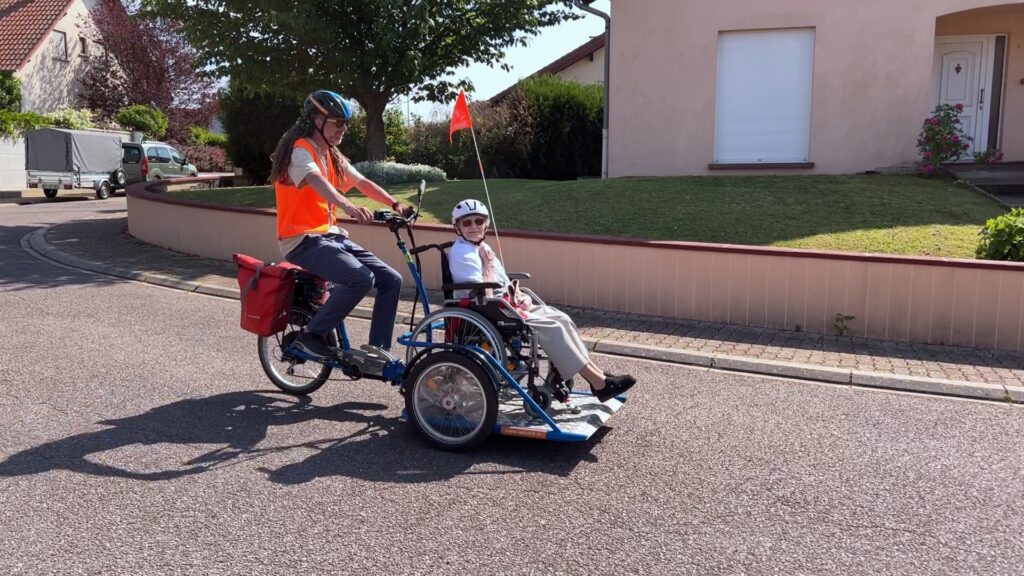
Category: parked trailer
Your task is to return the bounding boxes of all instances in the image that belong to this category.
[25,128,126,200]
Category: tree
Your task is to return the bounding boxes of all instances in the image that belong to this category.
[83,0,219,140]
[220,86,301,184]
[138,0,577,160]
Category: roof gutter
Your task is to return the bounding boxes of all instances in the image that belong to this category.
[572,1,610,179]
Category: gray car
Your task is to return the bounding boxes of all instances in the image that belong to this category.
[122,141,198,184]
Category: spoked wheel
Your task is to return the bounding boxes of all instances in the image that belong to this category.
[257,306,335,395]
[405,351,498,451]
[404,308,507,367]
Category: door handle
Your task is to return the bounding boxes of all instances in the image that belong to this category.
[979,88,985,111]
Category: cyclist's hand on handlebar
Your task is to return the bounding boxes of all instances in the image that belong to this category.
[398,203,416,218]
[343,204,373,224]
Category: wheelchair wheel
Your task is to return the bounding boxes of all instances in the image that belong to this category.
[257,306,335,395]
[404,308,507,367]
[405,351,498,451]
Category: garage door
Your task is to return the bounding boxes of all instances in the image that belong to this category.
[0,137,25,191]
[714,29,815,164]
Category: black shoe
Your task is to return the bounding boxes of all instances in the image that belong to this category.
[294,330,336,358]
[590,374,637,403]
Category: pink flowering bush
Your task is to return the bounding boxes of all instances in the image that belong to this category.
[916,104,971,176]
[174,144,232,172]
[972,148,1004,167]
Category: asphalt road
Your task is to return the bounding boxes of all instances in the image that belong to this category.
[2,198,1023,575]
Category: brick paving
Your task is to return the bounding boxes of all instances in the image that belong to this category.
[45,211,1024,387]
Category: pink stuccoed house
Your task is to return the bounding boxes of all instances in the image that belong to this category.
[606,1,1023,176]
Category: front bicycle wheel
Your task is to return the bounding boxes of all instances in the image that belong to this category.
[405,351,498,451]
[257,306,334,395]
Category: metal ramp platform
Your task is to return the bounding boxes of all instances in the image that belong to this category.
[493,393,626,442]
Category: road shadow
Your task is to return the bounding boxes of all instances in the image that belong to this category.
[0,391,599,484]
[0,223,131,292]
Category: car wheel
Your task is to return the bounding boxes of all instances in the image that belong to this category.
[113,169,126,187]
[43,189,58,199]
[96,181,111,200]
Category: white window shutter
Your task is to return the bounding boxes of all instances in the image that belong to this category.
[715,29,815,163]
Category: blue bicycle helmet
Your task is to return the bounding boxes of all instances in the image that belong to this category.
[304,90,352,121]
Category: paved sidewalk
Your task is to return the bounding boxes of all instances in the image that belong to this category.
[24,210,1024,403]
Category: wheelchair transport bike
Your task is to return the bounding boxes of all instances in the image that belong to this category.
[234,181,628,450]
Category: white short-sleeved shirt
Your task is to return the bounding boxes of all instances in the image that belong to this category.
[448,237,509,299]
[278,139,366,257]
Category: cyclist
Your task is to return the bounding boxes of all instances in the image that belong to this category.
[269,89,410,357]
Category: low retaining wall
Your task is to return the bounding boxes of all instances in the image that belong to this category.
[127,184,1024,352]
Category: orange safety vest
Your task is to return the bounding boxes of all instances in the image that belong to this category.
[275,138,342,239]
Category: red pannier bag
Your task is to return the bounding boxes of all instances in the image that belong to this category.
[233,253,298,336]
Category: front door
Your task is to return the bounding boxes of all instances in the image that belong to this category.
[933,36,997,157]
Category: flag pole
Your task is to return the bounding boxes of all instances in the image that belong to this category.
[466,124,504,263]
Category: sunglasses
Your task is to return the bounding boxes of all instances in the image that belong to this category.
[325,118,349,128]
[459,217,488,227]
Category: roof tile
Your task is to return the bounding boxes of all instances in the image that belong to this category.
[0,0,76,71]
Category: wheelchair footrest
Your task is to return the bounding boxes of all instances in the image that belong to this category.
[495,393,626,442]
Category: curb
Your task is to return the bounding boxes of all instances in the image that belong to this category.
[21,226,1023,406]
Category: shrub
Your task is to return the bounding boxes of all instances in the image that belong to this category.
[0,110,52,140]
[916,104,971,176]
[174,143,232,172]
[340,107,410,163]
[189,125,228,148]
[116,104,168,139]
[220,86,300,184]
[519,75,602,180]
[977,208,1024,261]
[352,160,446,186]
[54,109,92,129]
[407,91,533,179]
[406,78,597,181]
[43,108,94,130]
[0,72,22,112]
[972,148,1004,167]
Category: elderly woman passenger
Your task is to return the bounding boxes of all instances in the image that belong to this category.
[446,199,637,403]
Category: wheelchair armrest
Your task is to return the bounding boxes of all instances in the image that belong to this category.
[507,272,531,280]
[442,281,504,292]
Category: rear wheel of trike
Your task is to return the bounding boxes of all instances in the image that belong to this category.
[405,351,498,451]
[258,306,334,395]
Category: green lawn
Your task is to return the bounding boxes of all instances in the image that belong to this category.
[166,176,1006,258]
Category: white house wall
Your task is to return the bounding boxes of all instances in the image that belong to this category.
[608,0,1024,176]
[15,0,99,114]
[0,138,25,192]
[558,46,606,85]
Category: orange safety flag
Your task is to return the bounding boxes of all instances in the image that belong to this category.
[449,90,473,143]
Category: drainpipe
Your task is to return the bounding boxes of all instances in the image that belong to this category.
[572,1,610,179]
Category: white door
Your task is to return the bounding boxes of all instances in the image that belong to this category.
[933,36,995,156]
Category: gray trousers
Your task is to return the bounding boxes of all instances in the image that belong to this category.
[524,303,590,379]
[285,234,402,348]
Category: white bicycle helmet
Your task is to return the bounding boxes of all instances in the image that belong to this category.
[451,199,489,224]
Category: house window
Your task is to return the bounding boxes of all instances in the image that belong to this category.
[51,30,68,60]
[714,29,815,164]
[79,36,88,58]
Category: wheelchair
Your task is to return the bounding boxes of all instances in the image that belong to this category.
[253,182,627,451]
